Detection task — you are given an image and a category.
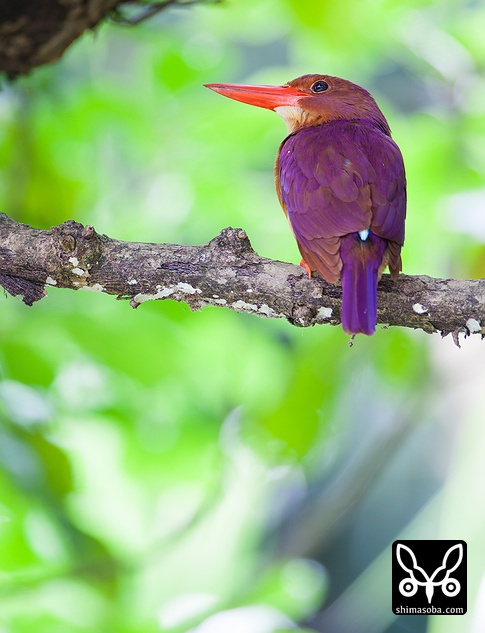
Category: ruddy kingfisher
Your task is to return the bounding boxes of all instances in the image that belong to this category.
[205,74,406,336]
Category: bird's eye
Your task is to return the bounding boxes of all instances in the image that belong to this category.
[311,80,329,93]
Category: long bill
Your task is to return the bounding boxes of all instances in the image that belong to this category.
[204,82,307,111]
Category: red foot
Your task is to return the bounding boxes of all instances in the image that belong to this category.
[300,258,313,279]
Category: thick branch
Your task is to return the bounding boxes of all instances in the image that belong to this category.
[0,0,122,77]
[0,0,214,77]
[0,212,484,342]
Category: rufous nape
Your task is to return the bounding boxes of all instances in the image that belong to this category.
[205,74,406,336]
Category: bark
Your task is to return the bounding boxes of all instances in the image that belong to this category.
[1,213,483,343]
[0,0,122,77]
[0,0,211,77]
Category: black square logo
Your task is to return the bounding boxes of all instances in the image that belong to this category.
[392,540,467,615]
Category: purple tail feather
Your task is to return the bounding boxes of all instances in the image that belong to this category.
[340,231,387,336]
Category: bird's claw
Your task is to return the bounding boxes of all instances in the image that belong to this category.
[299,258,313,279]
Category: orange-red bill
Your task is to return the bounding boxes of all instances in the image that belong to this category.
[204,82,307,110]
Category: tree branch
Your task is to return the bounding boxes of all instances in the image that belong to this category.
[1,212,484,343]
[0,0,121,77]
[0,0,216,77]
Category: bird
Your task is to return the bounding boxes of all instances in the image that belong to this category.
[204,74,406,336]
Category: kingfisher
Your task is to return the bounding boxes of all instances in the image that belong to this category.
[205,74,406,335]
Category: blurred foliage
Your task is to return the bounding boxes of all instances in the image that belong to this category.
[1,1,485,632]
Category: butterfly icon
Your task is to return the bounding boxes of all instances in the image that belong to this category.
[396,543,463,604]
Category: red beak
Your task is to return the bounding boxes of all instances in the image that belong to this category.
[204,82,307,111]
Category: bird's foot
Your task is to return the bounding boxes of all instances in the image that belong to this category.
[299,258,313,279]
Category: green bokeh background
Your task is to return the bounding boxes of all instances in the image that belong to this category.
[1,1,485,632]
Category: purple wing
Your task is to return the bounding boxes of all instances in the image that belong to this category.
[276,121,406,282]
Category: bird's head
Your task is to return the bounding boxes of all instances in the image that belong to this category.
[205,74,391,136]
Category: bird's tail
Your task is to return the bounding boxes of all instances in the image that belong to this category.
[340,232,387,336]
